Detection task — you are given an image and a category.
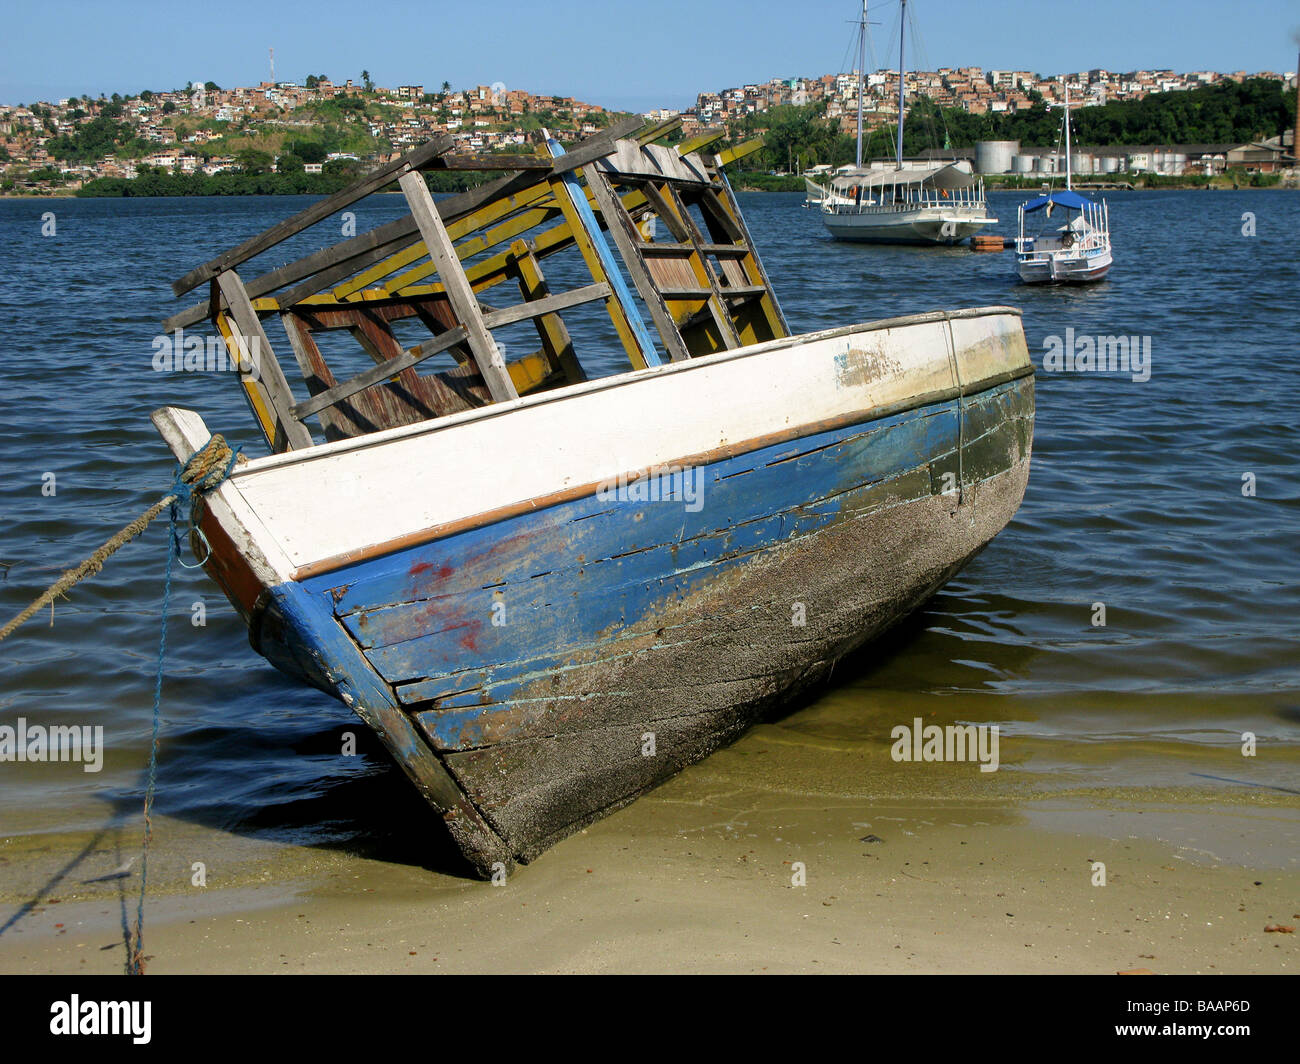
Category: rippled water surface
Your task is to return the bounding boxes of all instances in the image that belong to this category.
[0,188,1296,853]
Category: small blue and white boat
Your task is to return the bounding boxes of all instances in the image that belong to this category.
[154,121,1035,875]
[1016,84,1113,284]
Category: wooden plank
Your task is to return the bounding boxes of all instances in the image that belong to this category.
[168,125,647,322]
[483,281,610,329]
[173,137,455,296]
[213,310,284,450]
[675,127,727,156]
[290,281,604,421]
[398,170,517,404]
[595,141,711,185]
[658,182,741,349]
[164,216,421,332]
[705,171,790,338]
[166,167,561,328]
[656,286,714,298]
[291,326,469,420]
[374,133,661,298]
[434,154,551,170]
[584,167,691,362]
[548,116,645,174]
[305,172,556,305]
[216,271,315,451]
[306,123,646,303]
[541,136,661,370]
[635,115,683,145]
[505,350,562,394]
[639,241,748,257]
[378,200,562,297]
[509,241,586,385]
[659,285,766,298]
[296,182,657,313]
[702,138,766,170]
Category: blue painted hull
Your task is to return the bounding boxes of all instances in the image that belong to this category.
[250,374,1034,872]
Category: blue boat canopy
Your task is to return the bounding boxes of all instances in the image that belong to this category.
[1022,189,1093,213]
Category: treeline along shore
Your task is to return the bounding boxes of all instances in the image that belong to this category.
[71,166,503,197]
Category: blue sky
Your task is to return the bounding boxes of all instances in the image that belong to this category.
[2,0,1297,109]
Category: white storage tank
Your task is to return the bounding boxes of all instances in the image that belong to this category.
[1011,154,1035,173]
[1100,156,1121,173]
[1070,153,1093,175]
[975,140,1020,174]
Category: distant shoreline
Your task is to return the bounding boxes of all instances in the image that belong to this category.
[736,170,1295,193]
[2,174,1295,200]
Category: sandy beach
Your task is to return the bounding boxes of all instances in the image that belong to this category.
[3,702,1295,975]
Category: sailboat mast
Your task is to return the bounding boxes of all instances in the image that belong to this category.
[856,1,866,167]
[1063,82,1072,190]
[895,0,906,166]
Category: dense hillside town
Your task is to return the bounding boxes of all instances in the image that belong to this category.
[1,65,1293,193]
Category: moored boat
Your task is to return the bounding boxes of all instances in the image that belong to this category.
[808,1,998,245]
[154,118,1035,875]
[1015,84,1113,284]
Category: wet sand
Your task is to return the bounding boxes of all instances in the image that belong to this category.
[3,712,1296,975]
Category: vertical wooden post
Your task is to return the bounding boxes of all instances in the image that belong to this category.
[509,240,587,384]
[541,136,661,371]
[215,270,315,451]
[699,173,790,340]
[652,181,742,350]
[584,168,691,362]
[398,169,518,404]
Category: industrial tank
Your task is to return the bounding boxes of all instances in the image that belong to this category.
[975,140,1020,174]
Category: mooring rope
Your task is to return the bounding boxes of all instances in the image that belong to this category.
[0,436,237,644]
[0,434,238,975]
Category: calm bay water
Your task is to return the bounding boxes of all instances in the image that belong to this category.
[0,188,1296,858]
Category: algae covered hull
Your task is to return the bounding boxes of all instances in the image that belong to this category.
[154,121,1034,874]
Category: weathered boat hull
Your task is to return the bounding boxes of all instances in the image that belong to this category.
[823,207,997,245]
[1017,246,1113,284]
[154,307,1034,875]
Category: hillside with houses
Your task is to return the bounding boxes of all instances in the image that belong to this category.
[1,63,1293,194]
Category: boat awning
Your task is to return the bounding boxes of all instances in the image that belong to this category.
[1022,189,1094,213]
[830,162,978,192]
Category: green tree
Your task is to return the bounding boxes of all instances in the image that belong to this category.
[235,147,273,174]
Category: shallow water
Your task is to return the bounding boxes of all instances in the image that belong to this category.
[0,188,1296,865]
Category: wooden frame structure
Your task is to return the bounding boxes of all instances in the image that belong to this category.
[165,120,789,452]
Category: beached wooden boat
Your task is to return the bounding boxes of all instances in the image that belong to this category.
[155,118,1034,875]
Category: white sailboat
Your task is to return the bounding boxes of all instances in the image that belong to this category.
[1015,84,1113,284]
[811,0,998,245]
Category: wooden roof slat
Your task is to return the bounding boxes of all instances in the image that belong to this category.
[171,135,456,297]
[434,153,552,170]
[165,120,652,326]
[634,115,683,145]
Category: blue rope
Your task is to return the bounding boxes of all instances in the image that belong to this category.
[128,440,239,976]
